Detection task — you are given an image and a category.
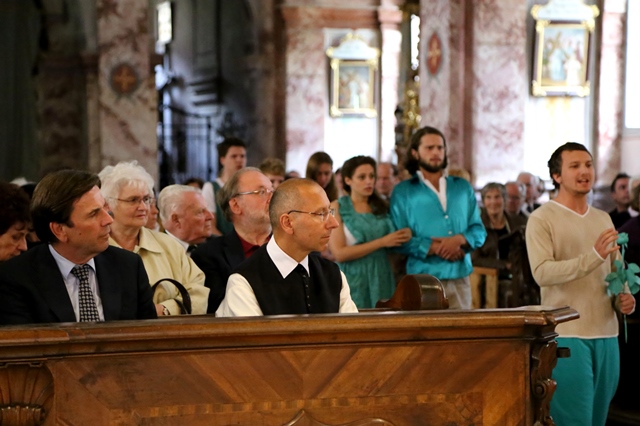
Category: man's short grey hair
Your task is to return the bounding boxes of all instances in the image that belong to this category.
[158,184,201,223]
[99,161,155,208]
[505,181,526,198]
[217,167,264,222]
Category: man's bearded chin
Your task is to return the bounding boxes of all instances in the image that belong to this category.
[419,156,448,173]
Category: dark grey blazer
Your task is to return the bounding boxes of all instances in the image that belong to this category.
[191,232,247,314]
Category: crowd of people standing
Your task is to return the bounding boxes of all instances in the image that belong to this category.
[0,126,637,426]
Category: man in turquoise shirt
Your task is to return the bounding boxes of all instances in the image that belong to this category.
[390,126,486,309]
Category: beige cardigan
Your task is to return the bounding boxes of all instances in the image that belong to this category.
[110,227,209,315]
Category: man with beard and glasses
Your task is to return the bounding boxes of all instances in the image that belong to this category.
[390,126,486,309]
[191,168,274,313]
[526,142,634,426]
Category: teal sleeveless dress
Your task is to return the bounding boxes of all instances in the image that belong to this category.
[337,196,396,309]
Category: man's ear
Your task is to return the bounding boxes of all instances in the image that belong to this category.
[50,222,68,243]
[411,149,419,160]
[551,173,561,187]
[170,213,181,227]
[229,198,241,215]
[279,213,294,235]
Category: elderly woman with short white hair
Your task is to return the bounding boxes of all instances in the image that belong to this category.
[99,161,209,315]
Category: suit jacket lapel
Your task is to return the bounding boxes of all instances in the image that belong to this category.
[35,246,77,322]
[95,251,121,321]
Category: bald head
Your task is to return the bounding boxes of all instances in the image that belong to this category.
[269,178,322,230]
[269,178,338,261]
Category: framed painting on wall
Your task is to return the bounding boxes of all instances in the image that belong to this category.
[532,20,593,97]
[329,58,378,118]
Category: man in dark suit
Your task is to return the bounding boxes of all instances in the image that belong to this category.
[215,178,358,317]
[191,167,273,313]
[0,170,157,325]
[608,172,631,229]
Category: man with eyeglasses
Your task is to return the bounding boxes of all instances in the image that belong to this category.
[0,170,157,325]
[192,168,274,313]
[215,178,358,317]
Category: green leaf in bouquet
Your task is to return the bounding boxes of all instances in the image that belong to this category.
[618,232,629,246]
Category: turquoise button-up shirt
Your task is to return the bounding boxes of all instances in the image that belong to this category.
[390,175,486,280]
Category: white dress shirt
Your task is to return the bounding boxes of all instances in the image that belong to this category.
[216,238,359,317]
[48,245,105,321]
[165,230,189,252]
[417,172,448,211]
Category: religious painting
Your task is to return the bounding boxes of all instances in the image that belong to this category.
[532,20,593,97]
[329,59,377,118]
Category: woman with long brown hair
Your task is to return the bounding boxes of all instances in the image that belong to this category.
[328,156,411,308]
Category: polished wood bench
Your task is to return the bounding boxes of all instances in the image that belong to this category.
[0,306,577,425]
[470,266,499,308]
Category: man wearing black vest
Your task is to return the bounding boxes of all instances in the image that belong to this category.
[216,178,358,316]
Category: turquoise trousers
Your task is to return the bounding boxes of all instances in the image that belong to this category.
[551,337,619,426]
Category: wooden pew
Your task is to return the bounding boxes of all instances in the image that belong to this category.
[375,273,449,310]
[470,266,499,308]
[0,307,577,425]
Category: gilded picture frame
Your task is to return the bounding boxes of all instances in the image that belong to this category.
[329,58,378,118]
[532,20,593,97]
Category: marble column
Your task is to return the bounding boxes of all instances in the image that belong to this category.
[419,0,467,169]
[280,6,328,175]
[420,0,528,185]
[470,0,528,186]
[595,0,626,187]
[378,3,403,161]
[95,0,157,180]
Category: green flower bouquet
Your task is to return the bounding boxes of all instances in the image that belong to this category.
[605,232,640,342]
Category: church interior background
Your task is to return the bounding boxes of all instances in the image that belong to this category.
[1,0,638,210]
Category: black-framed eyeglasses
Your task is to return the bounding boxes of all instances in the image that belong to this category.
[111,196,155,206]
[287,208,335,222]
[233,188,274,198]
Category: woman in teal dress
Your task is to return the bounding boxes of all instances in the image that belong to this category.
[329,156,412,308]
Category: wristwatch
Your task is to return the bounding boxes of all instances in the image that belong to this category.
[162,305,170,316]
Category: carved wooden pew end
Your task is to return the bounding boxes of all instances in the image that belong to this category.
[375,274,449,311]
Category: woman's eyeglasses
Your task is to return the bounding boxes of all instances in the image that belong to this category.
[111,196,155,206]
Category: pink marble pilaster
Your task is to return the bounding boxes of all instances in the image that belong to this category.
[420,0,528,185]
[419,0,467,169]
[596,0,626,187]
[96,0,157,180]
[378,6,403,160]
[471,0,528,186]
[281,8,328,174]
